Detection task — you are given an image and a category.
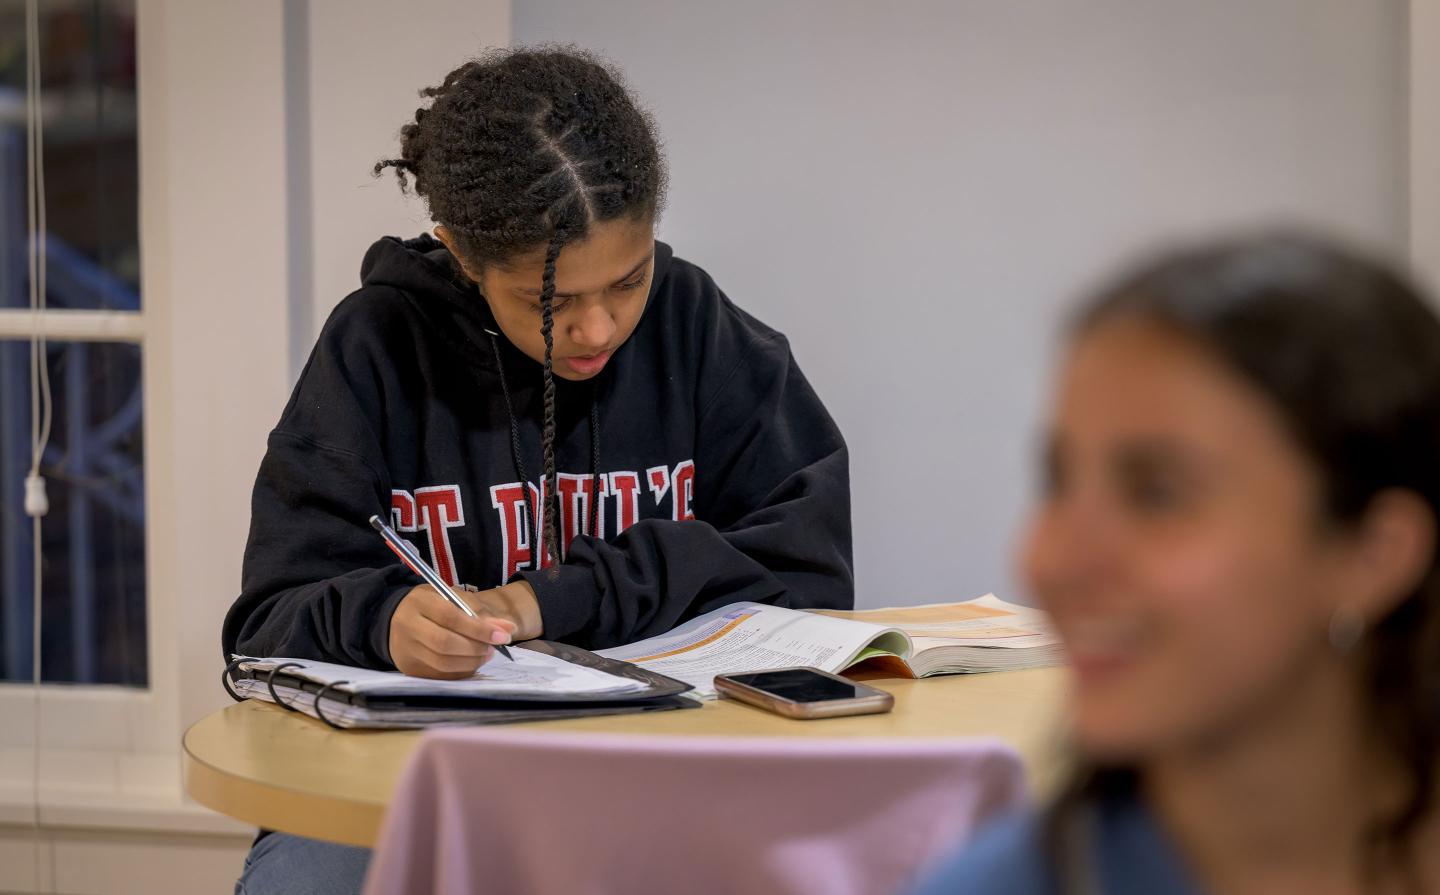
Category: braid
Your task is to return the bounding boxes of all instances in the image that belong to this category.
[539,229,567,566]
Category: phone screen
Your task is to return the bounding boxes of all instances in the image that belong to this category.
[725,669,867,703]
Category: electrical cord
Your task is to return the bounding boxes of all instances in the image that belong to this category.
[25,0,52,890]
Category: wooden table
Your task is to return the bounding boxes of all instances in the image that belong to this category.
[183,667,1067,847]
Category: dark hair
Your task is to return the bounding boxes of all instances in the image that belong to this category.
[375,46,667,566]
[1050,233,1440,888]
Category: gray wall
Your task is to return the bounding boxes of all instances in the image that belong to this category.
[514,1,1406,607]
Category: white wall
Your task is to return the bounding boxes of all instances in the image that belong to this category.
[141,0,296,756]
[515,0,1408,606]
[302,0,511,372]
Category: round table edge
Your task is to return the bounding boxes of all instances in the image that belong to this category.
[182,712,386,848]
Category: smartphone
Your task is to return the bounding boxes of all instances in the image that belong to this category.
[713,667,895,719]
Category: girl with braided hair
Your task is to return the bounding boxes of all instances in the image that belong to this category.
[226,46,852,892]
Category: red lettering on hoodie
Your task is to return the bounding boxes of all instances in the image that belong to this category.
[605,471,641,537]
[413,486,465,587]
[487,463,694,580]
[672,461,696,521]
[390,490,417,532]
[556,473,599,558]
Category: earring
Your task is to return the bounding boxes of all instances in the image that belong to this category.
[1328,605,1366,654]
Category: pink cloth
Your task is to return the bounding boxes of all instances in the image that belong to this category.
[363,729,1026,895]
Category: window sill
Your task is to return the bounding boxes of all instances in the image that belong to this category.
[0,747,251,837]
[0,683,170,753]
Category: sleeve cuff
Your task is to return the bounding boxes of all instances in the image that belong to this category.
[516,565,599,642]
[370,582,417,669]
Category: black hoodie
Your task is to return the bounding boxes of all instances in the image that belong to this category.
[222,235,853,667]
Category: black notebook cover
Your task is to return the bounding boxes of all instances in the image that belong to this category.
[224,640,696,728]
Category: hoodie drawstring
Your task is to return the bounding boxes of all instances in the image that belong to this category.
[588,384,600,540]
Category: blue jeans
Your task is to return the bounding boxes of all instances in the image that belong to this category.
[235,832,372,895]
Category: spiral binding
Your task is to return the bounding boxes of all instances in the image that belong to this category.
[265,662,305,712]
[312,681,351,730]
[224,658,353,728]
[221,656,248,703]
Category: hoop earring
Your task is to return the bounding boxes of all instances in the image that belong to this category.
[1328,605,1366,654]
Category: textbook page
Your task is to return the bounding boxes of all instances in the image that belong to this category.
[239,647,646,699]
[596,603,909,699]
[815,594,1054,649]
[812,594,1061,675]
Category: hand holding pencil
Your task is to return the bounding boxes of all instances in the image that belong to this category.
[388,584,519,679]
[371,514,537,679]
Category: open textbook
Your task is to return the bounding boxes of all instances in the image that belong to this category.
[596,594,1061,699]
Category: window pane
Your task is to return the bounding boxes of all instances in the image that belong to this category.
[0,0,139,310]
[0,339,146,685]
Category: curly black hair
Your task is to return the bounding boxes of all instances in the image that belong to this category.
[376,46,667,569]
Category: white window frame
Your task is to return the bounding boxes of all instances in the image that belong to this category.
[0,0,293,838]
[0,312,150,769]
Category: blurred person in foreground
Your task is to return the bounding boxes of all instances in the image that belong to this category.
[912,233,1440,894]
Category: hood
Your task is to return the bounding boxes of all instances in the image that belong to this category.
[357,232,674,326]
[359,232,482,307]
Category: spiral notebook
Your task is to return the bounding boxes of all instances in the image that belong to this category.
[224,640,696,729]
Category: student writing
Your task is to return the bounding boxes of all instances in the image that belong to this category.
[225,47,853,894]
[221,47,854,680]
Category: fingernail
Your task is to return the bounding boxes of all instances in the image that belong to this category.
[491,630,512,645]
